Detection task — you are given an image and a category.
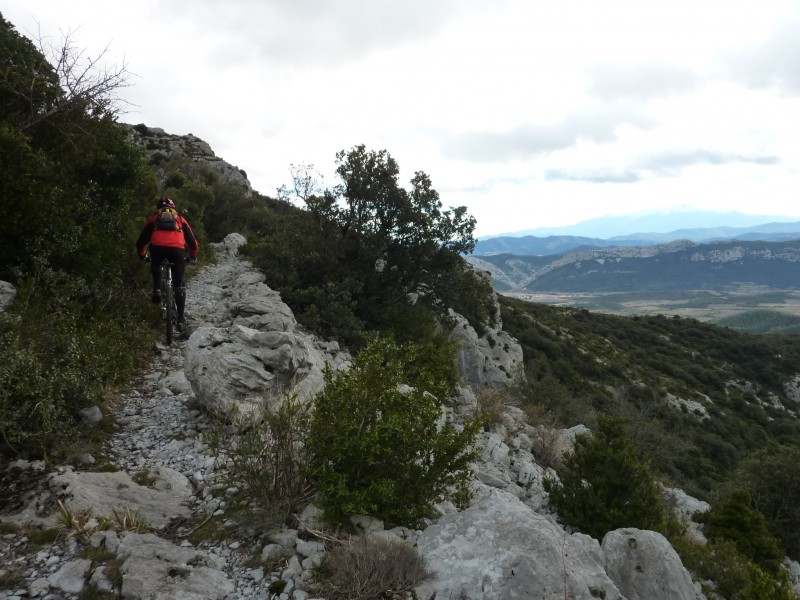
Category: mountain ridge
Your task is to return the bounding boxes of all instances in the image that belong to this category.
[490,210,800,239]
[475,220,800,256]
[469,237,800,293]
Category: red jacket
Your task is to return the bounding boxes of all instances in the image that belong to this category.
[136,214,199,258]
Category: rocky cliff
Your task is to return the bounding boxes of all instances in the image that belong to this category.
[125,124,253,195]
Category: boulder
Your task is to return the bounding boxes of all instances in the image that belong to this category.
[662,486,711,544]
[184,234,349,421]
[602,528,704,600]
[414,485,622,600]
[0,280,15,311]
[184,324,334,420]
[49,467,193,529]
[449,308,523,389]
[117,532,234,599]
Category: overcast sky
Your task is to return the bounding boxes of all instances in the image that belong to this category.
[5,0,800,237]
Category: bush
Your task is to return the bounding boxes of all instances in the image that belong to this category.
[674,537,795,600]
[696,489,785,573]
[228,392,314,519]
[305,336,480,527]
[738,446,800,560]
[312,535,430,600]
[543,415,665,539]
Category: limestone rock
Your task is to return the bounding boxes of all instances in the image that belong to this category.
[602,528,704,600]
[414,485,622,600]
[126,124,252,195]
[449,308,523,389]
[47,558,92,594]
[117,532,234,599]
[49,467,193,529]
[184,234,349,421]
[662,486,711,544]
[0,280,15,311]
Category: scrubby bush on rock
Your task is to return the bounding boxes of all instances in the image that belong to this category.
[544,414,665,539]
[305,336,480,527]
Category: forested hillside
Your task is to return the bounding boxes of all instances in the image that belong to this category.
[0,12,492,458]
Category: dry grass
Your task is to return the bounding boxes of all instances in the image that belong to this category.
[312,535,430,600]
[524,404,563,470]
[475,387,510,428]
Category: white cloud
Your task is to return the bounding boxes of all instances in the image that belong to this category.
[4,0,800,238]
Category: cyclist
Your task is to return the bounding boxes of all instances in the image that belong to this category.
[136,196,199,331]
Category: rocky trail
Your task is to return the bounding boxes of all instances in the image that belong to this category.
[0,235,337,600]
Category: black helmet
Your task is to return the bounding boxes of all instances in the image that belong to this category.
[157,197,176,210]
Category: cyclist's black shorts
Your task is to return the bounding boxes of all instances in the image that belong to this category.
[150,246,187,290]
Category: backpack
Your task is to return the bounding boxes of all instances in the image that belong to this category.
[155,207,182,231]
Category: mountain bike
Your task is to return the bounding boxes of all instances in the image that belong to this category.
[145,256,184,345]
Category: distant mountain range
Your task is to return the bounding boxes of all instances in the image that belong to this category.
[468,238,800,293]
[475,219,800,256]
[488,210,800,240]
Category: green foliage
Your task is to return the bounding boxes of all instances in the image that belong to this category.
[737,446,800,560]
[501,295,800,498]
[243,145,493,348]
[674,537,795,600]
[696,489,785,573]
[0,14,156,458]
[305,336,480,526]
[714,309,800,334]
[544,415,665,540]
[229,393,315,519]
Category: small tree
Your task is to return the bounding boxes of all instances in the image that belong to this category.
[696,488,785,573]
[305,336,480,526]
[738,446,800,561]
[544,414,665,539]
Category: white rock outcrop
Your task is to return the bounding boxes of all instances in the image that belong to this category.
[183,234,349,421]
[602,528,703,600]
[48,467,193,530]
[447,270,523,389]
[0,280,15,311]
[414,485,624,600]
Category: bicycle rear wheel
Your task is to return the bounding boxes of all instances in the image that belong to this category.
[164,279,174,345]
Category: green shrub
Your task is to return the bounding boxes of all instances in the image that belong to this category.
[544,415,665,539]
[738,446,800,560]
[305,336,480,527]
[696,489,785,573]
[312,535,430,600]
[674,537,794,600]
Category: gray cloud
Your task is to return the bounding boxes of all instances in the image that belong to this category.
[161,0,500,67]
[442,105,654,162]
[546,169,640,183]
[545,150,780,184]
[635,150,780,176]
[722,10,800,92]
[587,64,699,100]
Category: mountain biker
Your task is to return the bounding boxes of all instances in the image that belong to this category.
[135,196,199,331]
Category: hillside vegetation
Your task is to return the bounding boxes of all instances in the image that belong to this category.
[502,295,800,495]
[0,13,492,457]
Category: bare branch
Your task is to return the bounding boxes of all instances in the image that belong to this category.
[5,22,135,133]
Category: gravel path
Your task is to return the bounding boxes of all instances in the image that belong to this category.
[0,241,323,600]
